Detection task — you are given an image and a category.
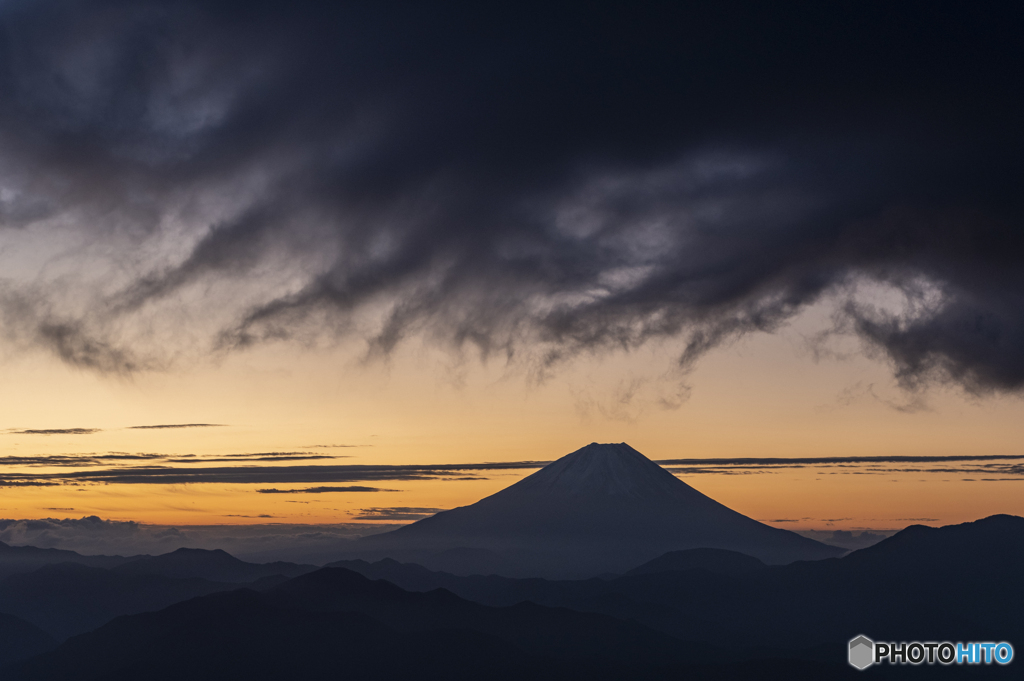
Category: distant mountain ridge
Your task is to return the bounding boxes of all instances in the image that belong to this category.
[357,443,843,576]
[0,613,55,667]
[2,515,1019,679]
[0,547,317,641]
[113,547,316,583]
[7,567,856,681]
[0,562,245,641]
[625,548,766,576]
[0,540,317,582]
[333,514,1024,655]
[0,541,130,579]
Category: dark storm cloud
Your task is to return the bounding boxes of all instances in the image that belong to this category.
[0,2,1021,393]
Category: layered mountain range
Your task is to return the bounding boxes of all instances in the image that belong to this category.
[3,515,1021,679]
[1,443,1018,678]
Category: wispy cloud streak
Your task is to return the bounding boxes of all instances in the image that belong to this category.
[128,424,226,430]
[352,507,447,521]
[0,461,548,486]
[8,429,100,436]
[257,486,398,494]
[2,453,1022,487]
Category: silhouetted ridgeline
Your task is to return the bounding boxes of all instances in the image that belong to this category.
[0,541,129,580]
[331,515,1024,657]
[0,562,255,642]
[0,515,1019,679]
[0,547,318,642]
[111,547,317,583]
[0,613,55,668]
[6,567,856,681]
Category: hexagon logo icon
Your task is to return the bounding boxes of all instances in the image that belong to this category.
[849,635,874,670]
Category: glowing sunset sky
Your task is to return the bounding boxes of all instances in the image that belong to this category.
[0,2,1022,549]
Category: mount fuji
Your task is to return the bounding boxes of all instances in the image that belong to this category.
[355,443,843,577]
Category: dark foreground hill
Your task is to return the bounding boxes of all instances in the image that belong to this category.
[625,547,766,576]
[354,443,842,577]
[0,613,56,667]
[333,515,1024,665]
[0,547,318,640]
[7,567,856,681]
[0,562,253,640]
[4,515,1019,679]
[265,567,701,668]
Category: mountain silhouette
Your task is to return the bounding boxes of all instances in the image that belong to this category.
[9,589,552,681]
[7,568,855,681]
[625,547,766,576]
[265,567,702,667]
[0,562,248,640]
[333,514,1024,666]
[113,547,316,583]
[357,443,843,576]
[838,513,1024,577]
[6,515,1015,679]
[0,612,56,667]
[0,541,129,579]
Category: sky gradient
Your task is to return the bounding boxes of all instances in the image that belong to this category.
[1,1,1022,553]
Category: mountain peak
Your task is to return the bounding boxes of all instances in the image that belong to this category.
[168,548,236,560]
[359,441,845,576]
[503,442,690,500]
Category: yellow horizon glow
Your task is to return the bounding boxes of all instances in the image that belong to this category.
[2,303,1023,532]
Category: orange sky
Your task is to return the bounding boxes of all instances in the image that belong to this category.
[2,300,1022,533]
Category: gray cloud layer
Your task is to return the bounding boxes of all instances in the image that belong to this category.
[2,453,1021,487]
[0,451,345,469]
[351,507,448,521]
[658,454,1024,467]
[0,2,1020,394]
[0,460,544,486]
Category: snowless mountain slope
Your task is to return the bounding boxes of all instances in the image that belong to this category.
[357,443,843,577]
